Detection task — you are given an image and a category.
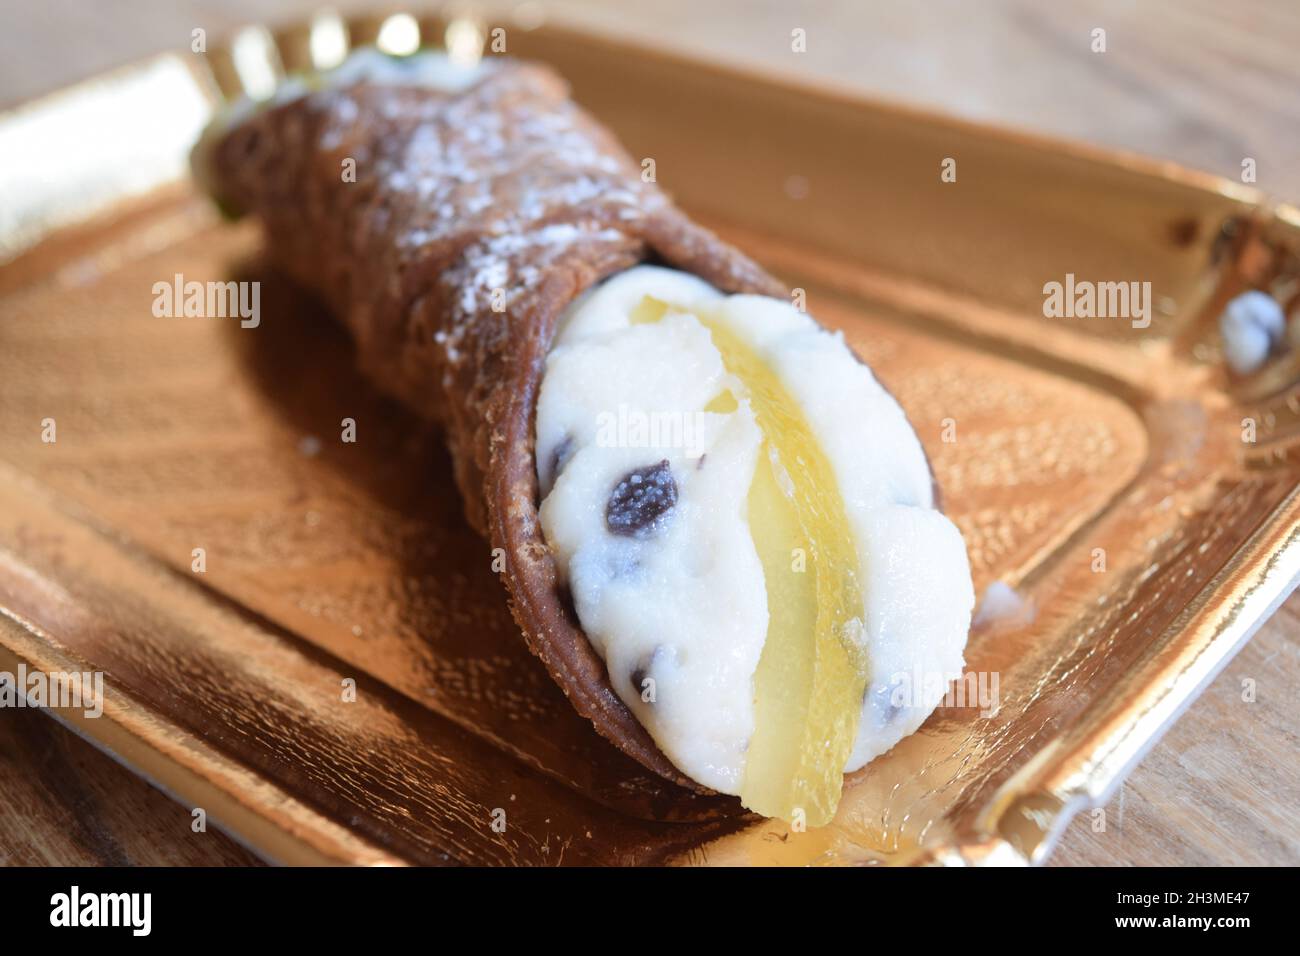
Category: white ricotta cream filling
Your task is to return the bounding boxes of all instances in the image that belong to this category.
[537,270,973,795]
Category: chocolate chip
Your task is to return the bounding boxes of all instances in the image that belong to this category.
[551,435,575,481]
[630,666,649,697]
[540,435,576,497]
[605,460,677,537]
[872,684,905,725]
[629,646,670,702]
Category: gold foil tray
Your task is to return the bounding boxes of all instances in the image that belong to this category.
[1,12,1297,865]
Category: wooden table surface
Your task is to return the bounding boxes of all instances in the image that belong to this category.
[1,0,1297,866]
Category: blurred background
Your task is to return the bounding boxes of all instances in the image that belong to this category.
[2,0,1299,202]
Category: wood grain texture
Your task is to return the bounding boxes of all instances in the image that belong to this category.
[1051,594,1300,866]
[0,0,1296,867]
[0,706,262,866]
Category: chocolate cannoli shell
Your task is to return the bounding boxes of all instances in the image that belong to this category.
[206,58,944,792]
[207,60,783,788]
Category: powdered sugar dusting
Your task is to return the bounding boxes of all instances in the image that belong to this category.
[208,50,781,466]
[310,65,668,373]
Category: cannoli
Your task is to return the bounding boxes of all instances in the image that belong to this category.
[197,48,974,826]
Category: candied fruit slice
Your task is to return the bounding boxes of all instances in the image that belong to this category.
[636,296,867,826]
[703,315,866,827]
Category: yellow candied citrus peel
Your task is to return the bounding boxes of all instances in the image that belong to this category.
[635,296,867,827]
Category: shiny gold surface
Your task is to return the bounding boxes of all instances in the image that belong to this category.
[0,14,1297,865]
